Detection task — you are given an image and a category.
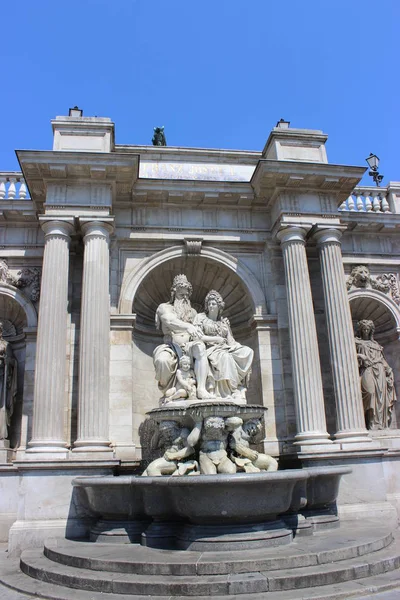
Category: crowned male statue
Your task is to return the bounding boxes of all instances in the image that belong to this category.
[153,274,211,401]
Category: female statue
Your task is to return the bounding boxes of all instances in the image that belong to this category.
[0,322,17,440]
[355,319,397,430]
[195,290,253,401]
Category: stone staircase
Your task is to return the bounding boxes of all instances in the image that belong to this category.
[0,520,399,599]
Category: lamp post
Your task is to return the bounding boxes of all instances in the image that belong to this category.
[366,153,384,187]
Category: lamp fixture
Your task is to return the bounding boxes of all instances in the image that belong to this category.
[366,153,383,187]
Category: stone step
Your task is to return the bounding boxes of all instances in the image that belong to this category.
[18,537,400,596]
[43,525,394,576]
[1,556,400,600]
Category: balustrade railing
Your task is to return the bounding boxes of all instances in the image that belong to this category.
[0,173,29,200]
[339,185,391,213]
[0,172,398,216]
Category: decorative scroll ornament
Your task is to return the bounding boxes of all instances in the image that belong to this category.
[347,265,400,306]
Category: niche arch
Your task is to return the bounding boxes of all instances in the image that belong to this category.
[0,283,38,451]
[119,245,268,321]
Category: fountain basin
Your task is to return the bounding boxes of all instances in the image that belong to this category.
[74,470,309,526]
[73,470,310,549]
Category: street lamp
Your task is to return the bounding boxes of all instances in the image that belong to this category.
[366,153,384,187]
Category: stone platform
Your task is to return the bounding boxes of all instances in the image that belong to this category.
[0,520,399,599]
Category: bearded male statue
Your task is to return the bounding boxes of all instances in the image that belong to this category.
[153,274,211,401]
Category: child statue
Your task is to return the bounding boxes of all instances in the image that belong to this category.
[164,355,197,403]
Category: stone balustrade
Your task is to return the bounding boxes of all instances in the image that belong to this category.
[339,185,391,213]
[0,172,29,200]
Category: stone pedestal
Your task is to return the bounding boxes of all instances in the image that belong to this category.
[0,440,13,464]
[277,227,332,451]
[315,228,372,447]
[27,219,74,458]
[73,220,114,456]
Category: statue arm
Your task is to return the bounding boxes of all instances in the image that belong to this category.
[222,318,236,346]
[164,425,201,460]
[157,305,200,337]
[235,440,258,461]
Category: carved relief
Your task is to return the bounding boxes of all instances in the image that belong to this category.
[16,267,41,303]
[0,260,41,303]
[347,265,400,305]
[0,260,18,286]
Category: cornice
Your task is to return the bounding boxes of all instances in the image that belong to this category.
[251,159,366,206]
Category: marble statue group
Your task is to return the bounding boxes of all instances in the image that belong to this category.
[153,274,254,405]
[144,274,277,477]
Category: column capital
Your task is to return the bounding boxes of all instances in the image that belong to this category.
[314,226,347,246]
[276,226,307,245]
[79,217,115,242]
[39,217,75,239]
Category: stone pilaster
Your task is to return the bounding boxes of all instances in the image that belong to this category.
[315,228,371,445]
[73,219,114,455]
[277,227,332,450]
[27,219,74,457]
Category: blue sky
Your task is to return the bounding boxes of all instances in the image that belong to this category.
[1,0,398,185]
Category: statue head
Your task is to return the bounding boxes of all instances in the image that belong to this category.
[243,418,263,439]
[158,420,181,443]
[204,290,225,319]
[357,319,375,340]
[350,265,371,288]
[179,354,192,372]
[170,274,193,303]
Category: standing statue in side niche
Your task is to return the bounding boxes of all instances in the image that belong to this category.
[152,126,167,146]
[142,420,202,476]
[0,322,18,440]
[355,319,397,430]
[226,417,278,472]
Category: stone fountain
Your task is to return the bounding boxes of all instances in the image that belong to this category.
[73,276,351,552]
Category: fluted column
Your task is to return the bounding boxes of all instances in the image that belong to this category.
[73,220,113,455]
[277,227,332,449]
[315,228,371,444]
[28,219,74,456]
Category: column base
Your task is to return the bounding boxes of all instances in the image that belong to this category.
[333,430,378,449]
[297,444,342,454]
[0,440,14,464]
[25,440,70,460]
[293,432,333,447]
[72,439,114,459]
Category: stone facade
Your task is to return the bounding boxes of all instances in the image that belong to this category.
[0,113,400,553]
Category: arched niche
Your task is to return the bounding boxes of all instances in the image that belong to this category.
[349,290,400,428]
[127,249,266,429]
[133,255,257,335]
[0,284,38,452]
[119,245,268,320]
